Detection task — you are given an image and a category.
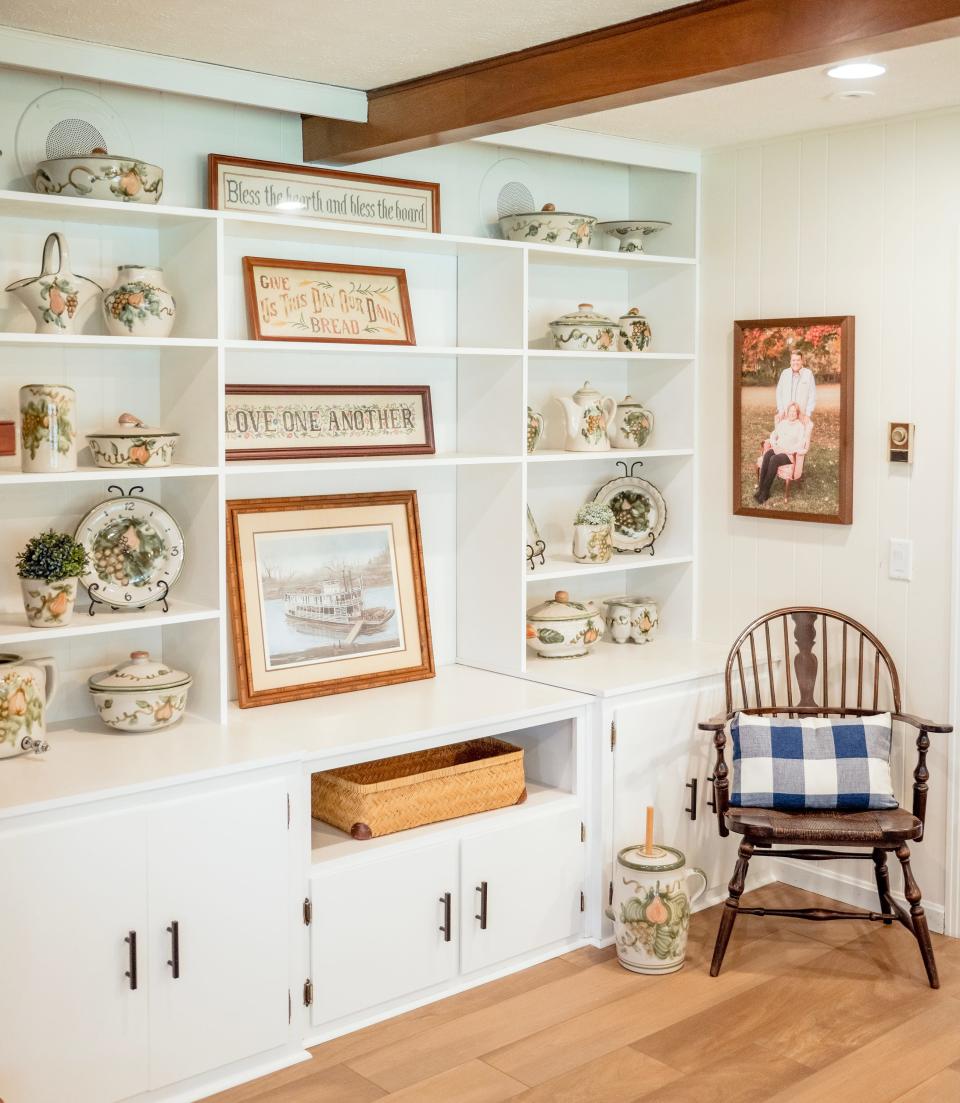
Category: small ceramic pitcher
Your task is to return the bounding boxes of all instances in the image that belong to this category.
[572,522,613,563]
[19,383,77,473]
[608,396,654,450]
[605,843,707,974]
[0,654,56,759]
[5,233,102,334]
[103,265,176,337]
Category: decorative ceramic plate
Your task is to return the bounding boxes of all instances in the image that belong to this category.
[75,494,184,608]
[592,476,666,552]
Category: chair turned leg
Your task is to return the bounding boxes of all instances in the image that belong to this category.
[710,840,753,977]
[873,848,894,926]
[896,843,939,989]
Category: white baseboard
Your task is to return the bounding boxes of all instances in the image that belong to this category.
[769,859,946,934]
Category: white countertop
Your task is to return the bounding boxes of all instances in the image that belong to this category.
[0,665,592,820]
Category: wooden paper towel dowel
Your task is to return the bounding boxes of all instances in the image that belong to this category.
[644,806,654,856]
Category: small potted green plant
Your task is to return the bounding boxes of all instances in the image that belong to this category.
[572,502,614,564]
[17,530,87,628]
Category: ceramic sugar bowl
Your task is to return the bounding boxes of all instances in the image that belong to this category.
[603,596,660,644]
[618,308,652,352]
[606,843,707,974]
[88,650,192,732]
[526,590,603,659]
[0,654,55,759]
[608,396,654,450]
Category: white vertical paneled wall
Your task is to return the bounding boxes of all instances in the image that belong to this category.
[699,114,960,917]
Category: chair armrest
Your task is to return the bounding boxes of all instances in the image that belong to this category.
[698,710,736,732]
[892,713,953,734]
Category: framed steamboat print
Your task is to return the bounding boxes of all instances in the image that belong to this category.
[208,155,441,232]
[227,491,434,707]
[224,385,434,461]
[734,315,854,525]
[243,258,415,345]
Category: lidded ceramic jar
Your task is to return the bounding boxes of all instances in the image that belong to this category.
[549,304,618,352]
[618,308,652,352]
[526,590,603,659]
[103,266,176,337]
[498,203,597,249]
[605,843,707,974]
[87,412,179,468]
[88,650,192,732]
[608,396,654,450]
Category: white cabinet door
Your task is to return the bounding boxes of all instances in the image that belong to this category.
[459,807,584,975]
[309,840,458,1026]
[0,809,149,1103]
[613,681,730,893]
[147,778,290,1090]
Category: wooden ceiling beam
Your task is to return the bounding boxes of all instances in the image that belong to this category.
[303,0,960,164]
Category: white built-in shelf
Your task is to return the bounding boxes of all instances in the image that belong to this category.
[526,243,696,268]
[0,601,219,646]
[310,781,576,867]
[526,448,693,464]
[527,553,693,584]
[0,189,215,229]
[522,638,731,699]
[527,349,695,362]
[225,452,522,475]
[0,332,218,350]
[224,340,523,358]
[0,464,219,485]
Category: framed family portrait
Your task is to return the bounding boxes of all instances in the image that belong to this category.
[208,154,441,232]
[243,257,415,345]
[733,315,855,525]
[224,385,435,461]
[227,491,434,707]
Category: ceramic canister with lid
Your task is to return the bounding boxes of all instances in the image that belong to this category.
[86,412,179,468]
[525,590,604,659]
[88,650,192,732]
[605,843,707,974]
[548,304,618,352]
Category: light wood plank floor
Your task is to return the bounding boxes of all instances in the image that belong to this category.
[208,883,960,1103]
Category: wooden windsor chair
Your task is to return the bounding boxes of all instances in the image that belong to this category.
[699,607,952,988]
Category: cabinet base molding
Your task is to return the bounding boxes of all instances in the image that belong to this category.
[304,935,587,1048]
[122,1045,310,1103]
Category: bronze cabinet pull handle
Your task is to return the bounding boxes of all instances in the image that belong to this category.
[438,892,452,942]
[166,920,180,979]
[685,777,698,820]
[475,881,488,929]
[124,930,138,990]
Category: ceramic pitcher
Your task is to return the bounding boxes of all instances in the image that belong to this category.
[554,381,616,452]
[19,383,77,473]
[526,406,544,454]
[5,233,101,334]
[605,843,707,974]
[0,654,56,759]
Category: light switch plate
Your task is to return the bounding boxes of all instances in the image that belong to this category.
[889,538,913,581]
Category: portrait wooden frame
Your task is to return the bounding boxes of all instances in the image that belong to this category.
[733,315,855,525]
[224,385,435,461]
[226,491,435,708]
[208,153,441,232]
[242,257,416,345]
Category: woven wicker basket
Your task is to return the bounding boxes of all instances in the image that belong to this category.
[311,738,526,839]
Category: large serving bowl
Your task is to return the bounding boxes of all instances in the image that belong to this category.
[87,412,179,468]
[88,650,191,732]
[499,203,597,249]
[35,151,163,204]
[526,590,604,659]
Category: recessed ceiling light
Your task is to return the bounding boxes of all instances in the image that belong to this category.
[275,199,306,211]
[827,61,886,80]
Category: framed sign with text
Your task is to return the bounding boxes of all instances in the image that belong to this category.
[242,257,416,345]
[208,154,441,232]
[225,385,435,461]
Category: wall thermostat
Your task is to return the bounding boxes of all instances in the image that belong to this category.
[889,422,914,464]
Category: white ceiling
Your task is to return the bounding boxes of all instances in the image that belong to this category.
[0,1,688,90]
[562,37,960,150]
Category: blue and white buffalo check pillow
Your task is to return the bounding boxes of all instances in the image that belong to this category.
[730,713,897,811]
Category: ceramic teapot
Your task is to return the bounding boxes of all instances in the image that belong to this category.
[0,654,56,759]
[554,381,616,452]
[5,233,102,334]
[605,842,707,974]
